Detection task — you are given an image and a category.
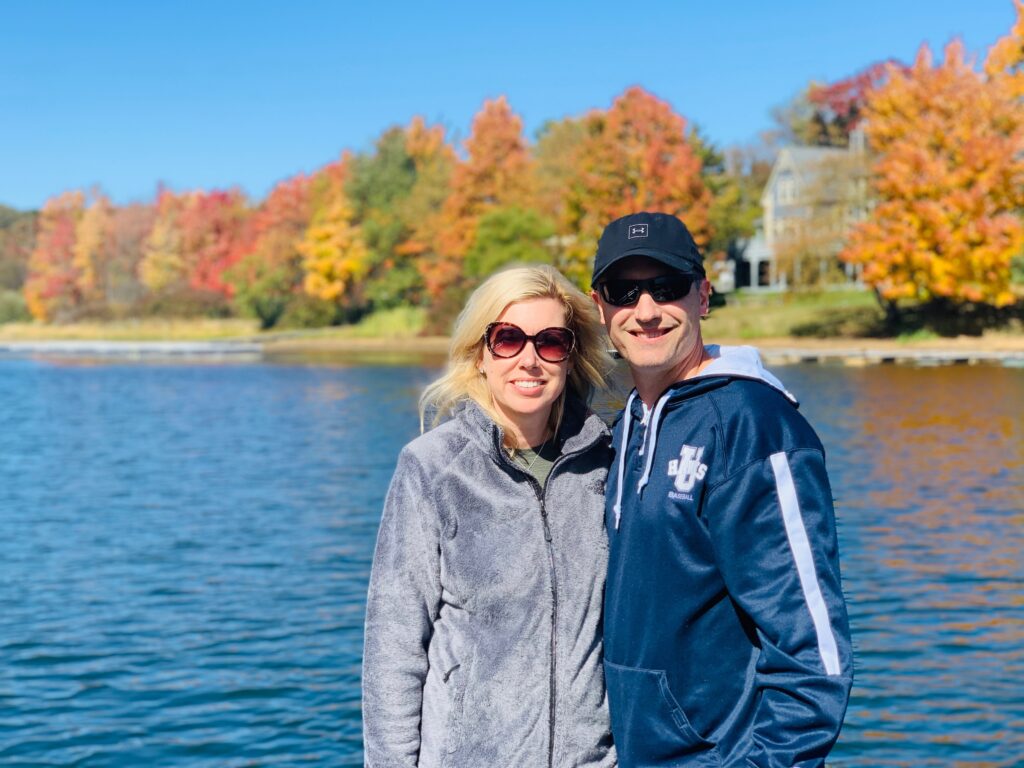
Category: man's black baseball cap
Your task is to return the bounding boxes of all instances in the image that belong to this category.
[591,212,705,285]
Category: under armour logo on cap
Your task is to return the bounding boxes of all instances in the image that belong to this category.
[592,212,705,284]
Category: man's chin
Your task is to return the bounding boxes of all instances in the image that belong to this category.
[618,349,674,370]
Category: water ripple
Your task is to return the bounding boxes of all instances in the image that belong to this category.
[1,360,1021,765]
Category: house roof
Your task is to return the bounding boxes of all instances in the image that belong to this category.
[761,145,850,207]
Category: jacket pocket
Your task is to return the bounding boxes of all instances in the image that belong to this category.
[442,656,471,758]
[604,660,720,767]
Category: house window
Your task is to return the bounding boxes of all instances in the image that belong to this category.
[778,171,796,204]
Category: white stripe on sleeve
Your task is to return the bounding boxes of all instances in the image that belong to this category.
[769,451,842,676]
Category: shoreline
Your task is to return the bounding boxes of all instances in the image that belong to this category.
[2,334,1023,366]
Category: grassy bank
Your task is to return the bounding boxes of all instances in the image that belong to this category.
[0,307,427,342]
[0,318,260,341]
[705,289,883,339]
[2,293,1022,352]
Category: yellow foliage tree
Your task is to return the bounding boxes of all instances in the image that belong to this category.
[72,192,113,304]
[985,0,1024,99]
[139,190,187,294]
[842,29,1024,309]
[298,156,371,303]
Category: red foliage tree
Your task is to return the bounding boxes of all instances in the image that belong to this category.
[179,188,249,296]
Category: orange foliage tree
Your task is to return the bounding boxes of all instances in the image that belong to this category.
[390,117,456,302]
[986,0,1024,99]
[427,97,534,299]
[24,191,86,321]
[555,87,712,287]
[841,24,1024,311]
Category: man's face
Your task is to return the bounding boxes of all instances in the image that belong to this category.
[591,256,710,378]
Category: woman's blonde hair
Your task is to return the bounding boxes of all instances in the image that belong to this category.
[419,264,612,445]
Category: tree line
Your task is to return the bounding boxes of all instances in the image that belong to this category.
[2,2,1021,331]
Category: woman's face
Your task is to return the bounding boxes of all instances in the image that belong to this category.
[480,297,571,440]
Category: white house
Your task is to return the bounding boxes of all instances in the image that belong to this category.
[734,131,868,291]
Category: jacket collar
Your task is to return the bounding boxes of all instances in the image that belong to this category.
[455,395,609,457]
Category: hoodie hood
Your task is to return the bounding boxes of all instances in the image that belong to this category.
[699,344,796,403]
[612,345,795,528]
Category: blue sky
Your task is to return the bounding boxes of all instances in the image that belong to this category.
[1,1,1017,210]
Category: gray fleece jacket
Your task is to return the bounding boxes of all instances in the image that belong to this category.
[362,397,616,768]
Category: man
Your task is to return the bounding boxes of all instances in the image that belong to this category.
[591,212,852,768]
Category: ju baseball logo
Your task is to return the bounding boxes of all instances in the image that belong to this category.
[667,444,708,500]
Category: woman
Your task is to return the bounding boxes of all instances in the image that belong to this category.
[362,264,616,768]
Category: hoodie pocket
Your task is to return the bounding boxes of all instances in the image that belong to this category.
[604,660,720,767]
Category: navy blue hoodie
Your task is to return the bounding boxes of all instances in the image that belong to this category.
[604,346,853,768]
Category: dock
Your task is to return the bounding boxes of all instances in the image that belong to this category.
[754,345,1024,367]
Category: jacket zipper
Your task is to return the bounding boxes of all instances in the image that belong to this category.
[536,487,557,768]
[501,437,598,768]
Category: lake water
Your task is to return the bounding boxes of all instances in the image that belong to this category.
[0,357,1021,766]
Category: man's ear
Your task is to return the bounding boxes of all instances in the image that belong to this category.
[590,289,607,325]
[698,279,711,317]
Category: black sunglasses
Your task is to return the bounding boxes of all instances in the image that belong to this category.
[483,322,576,363]
[596,274,696,307]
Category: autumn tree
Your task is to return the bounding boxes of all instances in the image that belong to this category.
[0,205,35,291]
[139,187,249,314]
[178,188,249,297]
[393,117,456,301]
[297,155,371,320]
[24,191,85,321]
[343,118,455,313]
[841,31,1024,318]
[427,97,535,301]
[558,87,712,287]
[0,205,36,321]
[769,61,906,150]
[72,191,114,308]
[987,0,1024,288]
[227,173,311,328]
[985,0,1024,98]
[807,62,900,146]
[139,189,187,295]
[105,203,156,315]
[534,117,588,230]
